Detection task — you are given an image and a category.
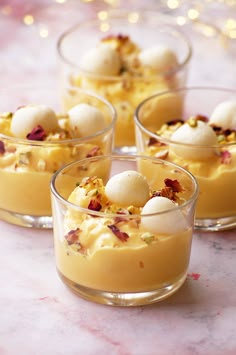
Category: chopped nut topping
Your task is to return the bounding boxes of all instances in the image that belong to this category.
[108,224,129,242]
[0,112,13,119]
[187,116,198,127]
[86,146,101,158]
[19,151,31,165]
[0,141,5,155]
[152,178,183,202]
[141,232,155,244]
[37,159,46,171]
[164,178,183,192]
[155,149,169,159]
[65,228,80,245]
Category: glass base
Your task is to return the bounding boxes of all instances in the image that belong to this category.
[195,216,236,232]
[113,145,137,155]
[57,269,187,306]
[0,207,52,229]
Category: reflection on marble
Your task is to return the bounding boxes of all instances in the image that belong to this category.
[0,220,236,354]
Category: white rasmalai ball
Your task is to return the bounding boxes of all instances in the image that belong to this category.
[11,105,59,138]
[170,120,218,160]
[209,100,236,130]
[68,103,106,138]
[138,45,178,72]
[141,196,187,234]
[80,45,121,76]
[105,170,150,207]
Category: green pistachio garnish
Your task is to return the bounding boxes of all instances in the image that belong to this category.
[1,112,13,119]
[141,232,155,245]
[187,116,198,128]
[87,189,99,197]
[217,134,226,144]
[19,151,31,165]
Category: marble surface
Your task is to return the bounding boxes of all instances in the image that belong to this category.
[1,1,236,354]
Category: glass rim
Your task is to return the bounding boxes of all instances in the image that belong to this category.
[0,86,117,145]
[50,154,199,218]
[134,85,236,149]
[57,9,192,80]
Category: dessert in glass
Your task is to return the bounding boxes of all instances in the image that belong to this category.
[0,87,116,228]
[50,154,198,306]
[57,10,192,153]
[135,87,236,231]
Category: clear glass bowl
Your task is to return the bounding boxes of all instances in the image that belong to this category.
[0,87,116,228]
[57,9,192,153]
[135,86,236,231]
[50,154,198,306]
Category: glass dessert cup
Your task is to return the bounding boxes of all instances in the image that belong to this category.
[50,154,198,306]
[57,9,192,153]
[0,87,116,228]
[135,86,236,231]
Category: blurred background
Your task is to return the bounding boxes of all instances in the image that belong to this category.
[0,0,236,88]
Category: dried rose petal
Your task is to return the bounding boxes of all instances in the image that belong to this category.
[114,215,129,224]
[65,228,81,245]
[221,150,232,164]
[160,186,176,200]
[164,178,183,192]
[167,119,184,126]
[88,199,102,211]
[148,137,166,147]
[196,115,209,122]
[108,224,129,242]
[86,146,101,158]
[0,141,5,155]
[26,125,46,141]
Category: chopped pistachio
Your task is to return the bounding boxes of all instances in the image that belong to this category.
[127,205,136,214]
[227,131,236,142]
[1,112,13,119]
[187,116,198,128]
[217,134,226,143]
[19,151,31,165]
[37,159,46,171]
[87,189,99,197]
[141,232,156,245]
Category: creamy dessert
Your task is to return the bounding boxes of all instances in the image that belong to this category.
[54,170,193,293]
[144,101,236,219]
[69,34,180,148]
[0,103,110,217]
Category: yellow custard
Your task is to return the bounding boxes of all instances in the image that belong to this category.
[145,118,236,219]
[68,35,180,148]
[54,174,193,293]
[0,108,110,217]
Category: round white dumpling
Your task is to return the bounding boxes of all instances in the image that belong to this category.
[105,170,150,207]
[141,196,187,234]
[80,45,121,76]
[11,105,59,138]
[209,100,236,130]
[170,120,218,160]
[138,45,178,72]
[68,103,107,138]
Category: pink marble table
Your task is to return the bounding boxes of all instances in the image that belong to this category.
[0,1,236,354]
